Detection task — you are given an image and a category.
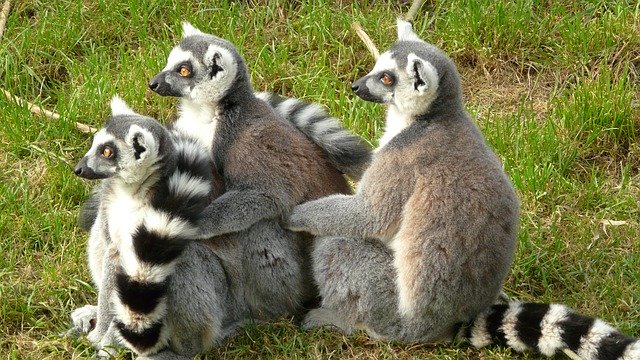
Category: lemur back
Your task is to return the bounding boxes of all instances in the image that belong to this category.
[286,19,639,360]
[148,23,370,318]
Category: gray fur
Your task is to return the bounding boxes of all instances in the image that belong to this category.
[149,23,354,324]
[286,19,640,359]
[69,102,251,359]
[286,19,520,343]
[255,92,372,180]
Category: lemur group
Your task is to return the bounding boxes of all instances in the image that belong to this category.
[68,20,639,360]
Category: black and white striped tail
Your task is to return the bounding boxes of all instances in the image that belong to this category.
[256,92,372,180]
[114,135,212,355]
[463,301,640,360]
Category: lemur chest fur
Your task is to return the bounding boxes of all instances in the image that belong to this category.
[175,100,222,150]
[104,187,149,271]
[377,105,413,151]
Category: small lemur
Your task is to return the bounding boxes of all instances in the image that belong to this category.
[286,19,640,359]
[147,22,370,318]
[71,97,251,359]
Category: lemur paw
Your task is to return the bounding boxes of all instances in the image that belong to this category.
[69,304,98,336]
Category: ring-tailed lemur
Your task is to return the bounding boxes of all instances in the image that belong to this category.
[147,22,371,319]
[285,19,639,359]
[70,97,250,359]
[148,22,370,182]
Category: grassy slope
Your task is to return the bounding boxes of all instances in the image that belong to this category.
[0,0,638,359]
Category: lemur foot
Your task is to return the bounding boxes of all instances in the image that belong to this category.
[67,304,97,337]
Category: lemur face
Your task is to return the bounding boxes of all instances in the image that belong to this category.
[74,97,165,184]
[149,22,239,103]
[351,19,442,118]
[74,128,121,180]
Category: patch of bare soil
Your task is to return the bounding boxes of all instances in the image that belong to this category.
[458,63,553,123]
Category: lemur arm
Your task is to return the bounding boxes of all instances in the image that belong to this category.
[285,193,401,240]
[195,189,283,239]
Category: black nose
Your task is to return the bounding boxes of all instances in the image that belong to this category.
[149,80,159,91]
[74,166,83,176]
[351,84,359,92]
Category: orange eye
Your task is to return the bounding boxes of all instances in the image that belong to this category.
[179,66,191,77]
[101,146,114,158]
[380,73,393,85]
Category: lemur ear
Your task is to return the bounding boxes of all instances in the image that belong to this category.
[126,125,156,161]
[110,95,136,116]
[204,45,225,79]
[182,21,205,38]
[397,18,422,42]
[406,54,438,95]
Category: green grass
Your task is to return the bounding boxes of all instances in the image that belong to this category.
[1,0,638,359]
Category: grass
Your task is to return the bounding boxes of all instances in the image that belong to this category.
[1,0,638,358]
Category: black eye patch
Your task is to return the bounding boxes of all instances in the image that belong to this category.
[379,72,395,86]
[97,141,117,160]
[176,62,194,78]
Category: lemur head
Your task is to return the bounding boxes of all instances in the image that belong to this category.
[351,19,463,119]
[149,22,250,103]
[74,96,172,184]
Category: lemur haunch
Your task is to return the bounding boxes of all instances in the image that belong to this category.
[148,22,370,318]
[71,97,250,359]
[286,19,639,359]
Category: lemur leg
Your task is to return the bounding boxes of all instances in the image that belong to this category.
[87,247,119,347]
[305,236,402,339]
[159,243,241,357]
[241,221,314,319]
[94,321,123,358]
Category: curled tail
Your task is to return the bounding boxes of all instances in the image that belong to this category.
[113,135,212,356]
[256,92,372,180]
[462,301,640,360]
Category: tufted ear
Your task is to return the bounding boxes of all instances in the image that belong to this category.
[126,125,157,161]
[182,21,205,38]
[406,54,438,95]
[397,18,422,42]
[110,95,136,116]
[204,45,229,79]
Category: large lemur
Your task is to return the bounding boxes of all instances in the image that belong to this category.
[71,97,251,359]
[286,19,639,359]
[147,22,370,319]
